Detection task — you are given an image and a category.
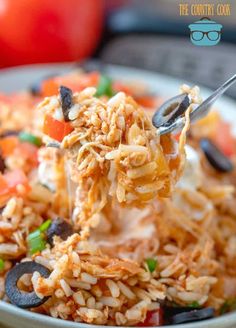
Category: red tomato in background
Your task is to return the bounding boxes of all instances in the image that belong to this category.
[0,0,104,67]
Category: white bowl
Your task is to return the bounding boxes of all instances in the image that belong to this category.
[0,63,235,328]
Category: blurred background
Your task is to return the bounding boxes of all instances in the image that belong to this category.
[0,0,235,97]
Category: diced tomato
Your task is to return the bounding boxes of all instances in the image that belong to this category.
[0,137,39,168]
[17,142,39,167]
[135,95,159,109]
[0,136,19,157]
[0,93,10,103]
[0,169,30,205]
[4,169,30,194]
[174,132,181,141]
[41,79,59,97]
[43,114,74,142]
[0,174,9,196]
[214,121,235,157]
[42,71,100,96]
[113,81,133,95]
[78,71,100,89]
[138,309,163,327]
[0,174,10,205]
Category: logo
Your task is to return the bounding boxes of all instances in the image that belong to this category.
[189,17,222,46]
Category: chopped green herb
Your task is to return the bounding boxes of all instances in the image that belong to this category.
[171,302,182,308]
[146,258,157,273]
[19,131,42,147]
[28,220,52,254]
[27,230,46,255]
[39,219,52,232]
[229,299,236,311]
[220,299,236,315]
[188,301,200,308]
[220,302,229,315]
[0,259,4,271]
[95,75,114,98]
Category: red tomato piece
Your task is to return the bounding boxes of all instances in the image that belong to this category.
[113,81,133,95]
[4,169,30,194]
[42,71,100,97]
[0,136,19,157]
[0,174,10,205]
[17,142,39,167]
[41,79,59,97]
[78,71,100,90]
[0,93,10,103]
[214,121,235,157]
[0,174,9,196]
[135,96,159,109]
[174,132,181,141]
[43,114,74,142]
[138,309,163,327]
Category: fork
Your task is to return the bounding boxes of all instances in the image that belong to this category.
[152,74,236,135]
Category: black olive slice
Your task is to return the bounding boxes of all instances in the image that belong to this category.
[200,138,234,173]
[46,141,61,148]
[5,261,50,308]
[59,85,73,122]
[152,93,190,129]
[171,307,214,324]
[0,153,6,173]
[0,130,19,138]
[46,217,74,246]
[162,302,201,324]
[29,82,41,96]
[163,304,198,316]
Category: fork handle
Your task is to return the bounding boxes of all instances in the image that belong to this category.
[190,74,236,122]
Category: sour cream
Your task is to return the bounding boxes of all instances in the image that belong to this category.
[177,145,202,191]
[38,162,56,191]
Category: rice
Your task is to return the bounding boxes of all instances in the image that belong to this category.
[2,197,17,217]
[73,291,86,306]
[55,288,65,298]
[60,279,73,297]
[117,281,136,300]
[39,88,189,231]
[115,312,127,325]
[76,307,108,325]
[85,296,95,309]
[74,281,91,290]
[100,296,121,308]
[81,272,97,285]
[0,243,19,255]
[106,279,120,298]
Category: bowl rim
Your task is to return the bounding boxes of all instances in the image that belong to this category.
[1,300,236,328]
[0,62,235,328]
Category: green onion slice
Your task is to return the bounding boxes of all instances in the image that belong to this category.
[19,131,42,147]
[28,230,46,255]
[189,301,200,308]
[39,219,52,232]
[146,258,157,273]
[0,259,4,271]
[27,220,52,254]
[95,75,114,97]
[220,299,236,314]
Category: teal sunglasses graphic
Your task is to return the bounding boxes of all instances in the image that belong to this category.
[189,17,222,46]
